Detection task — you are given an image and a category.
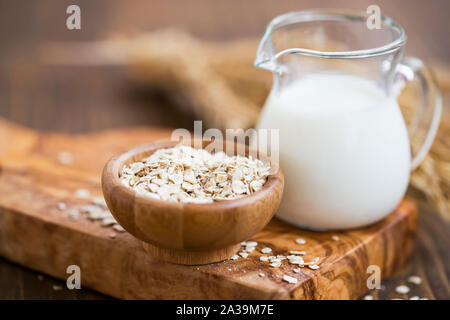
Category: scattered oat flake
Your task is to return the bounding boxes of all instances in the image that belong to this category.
[92,197,107,207]
[113,225,125,232]
[261,247,272,254]
[259,256,269,262]
[289,250,306,255]
[308,265,320,270]
[395,285,410,294]
[270,261,281,268]
[332,236,340,241]
[293,268,301,273]
[287,255,304,265]
[259,273,265,277]
[57,152,73,165]
[66,208,80,220]
[74,189,90,198]
[52,285,63,291]
[295,238,306,244]
[57,202,67,211]
[81,205,111,220]
[102,217,117,227]
[408,276,422,285]
[230,254,239,260]
[239,251,249,258]
[282,275,298,284]
[363,295,373,300]
[246,241,257,247]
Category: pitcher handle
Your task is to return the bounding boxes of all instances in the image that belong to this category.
[395,57,442,171]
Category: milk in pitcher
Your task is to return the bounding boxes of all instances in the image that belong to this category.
[257,73,411,229]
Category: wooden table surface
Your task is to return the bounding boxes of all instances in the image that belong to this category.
[0,0,448,300]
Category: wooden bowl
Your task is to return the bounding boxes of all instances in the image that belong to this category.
[101,139,284,265]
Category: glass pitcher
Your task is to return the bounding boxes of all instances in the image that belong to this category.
[254,10,442,230]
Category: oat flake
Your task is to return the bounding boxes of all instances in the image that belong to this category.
[270,261,281,268]
[261,247,272,254]
[395,285,410,294]
[282,275,298,284]
[113,225,126,232]
[239,251,249,258]
[74,189,90,199]
[57,202,67,211]
[289,250,306,255]
[57,152,73,165]
[120,145,270,203]
[408,275,422,285]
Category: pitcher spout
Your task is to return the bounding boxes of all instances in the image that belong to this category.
[254,11,305,72]
[255,10,407,75]
[254,30,277,72]
[254,11,311,73]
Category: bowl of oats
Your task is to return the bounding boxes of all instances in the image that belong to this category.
[101,139,284,265]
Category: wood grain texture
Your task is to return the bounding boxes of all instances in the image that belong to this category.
[368,203,450,300]
[0,118,417,299]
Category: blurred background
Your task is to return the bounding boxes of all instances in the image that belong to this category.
[0,0,448,299]
[0,0,449,132]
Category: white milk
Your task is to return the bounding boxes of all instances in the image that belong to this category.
[257,73,411,229]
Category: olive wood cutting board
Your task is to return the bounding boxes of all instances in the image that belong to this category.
[0,118,417,299]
